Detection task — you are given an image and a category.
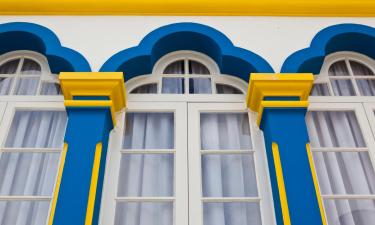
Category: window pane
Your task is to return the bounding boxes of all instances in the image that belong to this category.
[0,201,50,225]
[356,79,375,96]
[0,152,60,195]
[350,61,374,76]
[313,151,375,195]
[310,83,330,96]
[200,113,252,150]
[5,111,67,148]
[0,59,20,74]
[0,77,13,95]
[189,78,211,94]
[331,79,356,96]
[117,154,174,197]
[163,60,184,74]
[21,59,41,75]
[216,84,243,94]
[324,199,375,225]
[203,202,262,225]
[306,111,366,148]
[162,78,184,94]
[189,60,210,74]
[14,77,39,95]
[114,202,173,225]
[130,83,157,94]
[202,154,258,197]
[40,82,61,95]
[123,112,174,149]
[329,61,349,76]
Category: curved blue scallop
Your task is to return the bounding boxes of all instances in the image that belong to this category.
[281,23,375,74]
[100,22,273,81]
[0,22,91,73]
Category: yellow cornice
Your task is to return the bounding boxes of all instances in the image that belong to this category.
[1,0,375,17]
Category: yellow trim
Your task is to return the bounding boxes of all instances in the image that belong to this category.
[1,0,375,16]
[306,143,328,225]
[85,143,102,225]
[256,100,309,126]
[272,142,291,225]
[64,100,117,126]
[48,143,68,225]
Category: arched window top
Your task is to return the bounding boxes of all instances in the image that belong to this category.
[127,51,246,96]
[0,51,61,96]
[311,52,375,96]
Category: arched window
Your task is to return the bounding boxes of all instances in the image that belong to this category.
[126,51,245,95]
[311,52,375,96]
[0,51,61,96]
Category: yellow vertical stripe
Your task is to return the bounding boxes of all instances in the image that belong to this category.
[306,143,328,225]
[85,143,103,225]
[272,142,291,225]
[48,143,68,225]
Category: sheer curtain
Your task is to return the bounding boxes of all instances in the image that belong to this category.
[0,59,19,95]
[200,113,262,225]
[15,59,41,95]
[306,111,375,225]
[115,112,174,225]
[0,110,67,225]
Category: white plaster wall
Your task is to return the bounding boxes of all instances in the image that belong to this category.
[0,16,375,73]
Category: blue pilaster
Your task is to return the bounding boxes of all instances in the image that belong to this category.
[260,107,322,225]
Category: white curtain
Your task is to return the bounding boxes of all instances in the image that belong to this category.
[189,61,210,74]
[0,110,67,225]
[161,77,184,94]
[15,59,41,95]
[115,113,174,225]
[40,83,61,95]
[200,113,262,225]
[306,111,375,225]
[189,78,211,94]
[0,59,19,95]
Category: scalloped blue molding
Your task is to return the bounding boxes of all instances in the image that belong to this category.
[0,22,91,73]
[100,22,274,81]
[281,23,375,74]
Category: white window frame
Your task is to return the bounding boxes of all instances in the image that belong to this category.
[0,101,66,225]
[187,102,276,225]
[0,50,61,99]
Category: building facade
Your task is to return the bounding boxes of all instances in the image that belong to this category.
[0,1,375,225]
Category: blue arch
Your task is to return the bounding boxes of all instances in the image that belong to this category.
[282,23,375,74]
[0,22,91,73]
[100,23,273,81]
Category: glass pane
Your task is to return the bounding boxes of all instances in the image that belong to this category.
[189,78,211,94]
[331,79,356,96]
[162,78,184,94]
[329,61,349,76]
[163,60,184,74]
[130,83,157,94]
[313,151,375,195]
[310,83,330,96]
[0,152,60,195]
[5,111,67,148]
[40,82,61,95]
[200,113,252,150]
[350,61,374,76]
[216,84,243,94]
[356,79,375,96]
[306,111,366,148]
[114,202,173,225]
[123,112,174,149]
[14,77,39,95]
[189,60,210,74]
[324,199,375,225]
[0,77,13,95]
[0,59,20,74]
[203,202,262,225]
[0,201,50,225]
[21,59,41,75]
[202,154,258,197]
[117,154,174,197]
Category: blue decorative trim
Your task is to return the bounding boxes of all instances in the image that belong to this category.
[282,23,375,74]
[0,22,91,73]
[100,22,274,81]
